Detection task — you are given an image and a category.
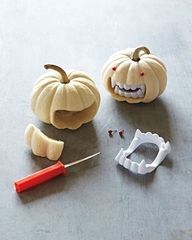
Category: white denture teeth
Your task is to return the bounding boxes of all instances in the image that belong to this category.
[117,83,124,89]
[114,86,118,94]
[140,85,145,93]
[138,89,143,97]
[123,159,131,169]
[138,160,147,174]
[131,86,136,90]
[119,89,124,96]
[111,79,116,88]
[111,80,145,99]
[114,129,171,175]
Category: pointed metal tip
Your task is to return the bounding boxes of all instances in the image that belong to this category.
[65,152,101,168]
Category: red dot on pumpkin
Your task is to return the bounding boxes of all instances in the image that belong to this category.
[140,72,144,76]
[112,67,117,71]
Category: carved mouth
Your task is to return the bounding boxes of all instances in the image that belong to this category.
[111,79,145,98]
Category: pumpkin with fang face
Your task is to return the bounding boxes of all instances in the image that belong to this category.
[102,46,167,103]
[31,64,100,130]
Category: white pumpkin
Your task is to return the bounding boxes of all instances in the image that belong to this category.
[31,64,100,129]
[102,46,167,103]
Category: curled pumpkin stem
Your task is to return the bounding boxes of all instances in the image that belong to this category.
[131,46,150,62]
[44,64,69,84]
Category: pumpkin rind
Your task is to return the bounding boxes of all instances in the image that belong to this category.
[31,65,100,129]
[102,46,167,103]
[24,124,64,161]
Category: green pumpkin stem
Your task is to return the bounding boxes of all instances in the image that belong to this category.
[131,46,150,62]
[44,64,69,83]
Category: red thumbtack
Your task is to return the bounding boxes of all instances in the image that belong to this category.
[140,71,144,76]
[108,129,117,137]
[14,152,100,193]
[119,129,125,138]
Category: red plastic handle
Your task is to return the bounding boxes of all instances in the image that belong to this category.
[14,161,67,193]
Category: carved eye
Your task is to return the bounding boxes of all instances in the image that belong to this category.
[112,67,116,71]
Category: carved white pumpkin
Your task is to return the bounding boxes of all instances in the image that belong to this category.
[31,64,100,129]
[24,124,64,161]
[102,46,167,103]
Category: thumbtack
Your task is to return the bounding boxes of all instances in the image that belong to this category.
[108,129,117,137]
[119,129,125,138]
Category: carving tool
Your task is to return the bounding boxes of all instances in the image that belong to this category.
[14,152,100,193]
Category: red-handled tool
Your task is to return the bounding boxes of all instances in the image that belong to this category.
[14,152,100,193]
